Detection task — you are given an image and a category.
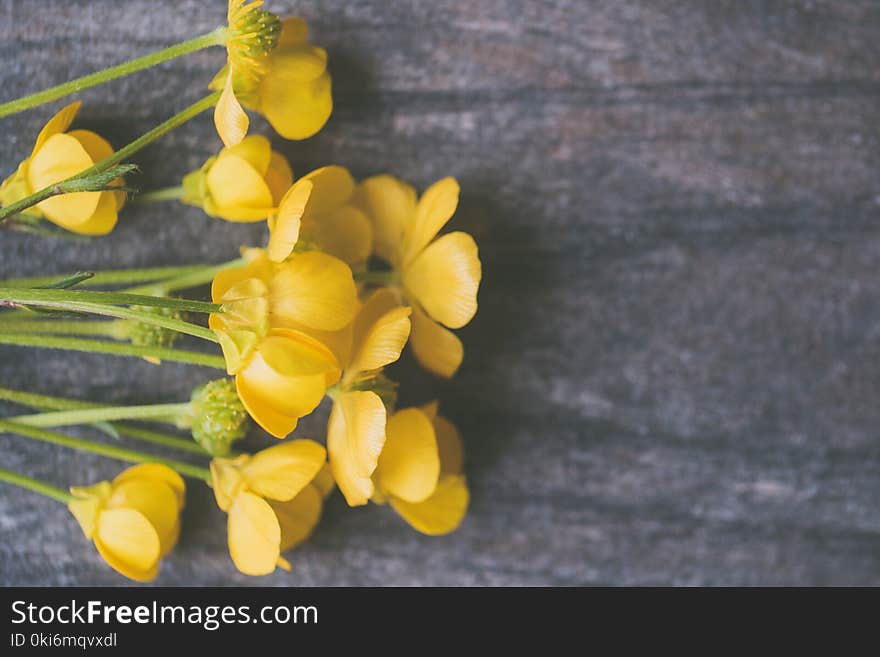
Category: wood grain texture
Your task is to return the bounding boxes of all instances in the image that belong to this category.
[0,0,878,586]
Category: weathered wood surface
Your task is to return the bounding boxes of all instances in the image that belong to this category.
[0,0,878,586]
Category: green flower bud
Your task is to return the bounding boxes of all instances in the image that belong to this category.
[183,378,250,456]
[126,305,185,349]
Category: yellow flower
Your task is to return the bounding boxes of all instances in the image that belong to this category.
[214,0,281,147]
[214,10,331,146]
[251,17,333,141]
[181,135,293,221]
[210,440,327,575]
[210,249,357,438]
[374,403,469,536]
[67,464,185,582]
[0,102,125,235]
[267,165,372,268]
[353,176,481,378]
[326,288,411,506]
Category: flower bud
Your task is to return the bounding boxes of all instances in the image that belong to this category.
[183,378,250,456]
[125,305,185,349]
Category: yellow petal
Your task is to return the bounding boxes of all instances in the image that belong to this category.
[113,464,185,510]
[241,439,326,502]
[259,69,332,140]
[28,133,100,228]
[107,479,181,557]
[376,408,440,504]
[349,288,403,369]
[218,134,271,174]
[235,329,339,437]
[215,71,249,147]
[210,454,250,512]
[409,304,464,378]
[390,475,469,536]
[300,165,355,215]
[278,17,309,47]
[403,177,460,265]
[63,189,119,236]
[227,491,281,576]
[434,415,464,476]
[67,480,111,539]
[236,373,302,438]
[267,178,312,263]
[327,392,386,506]
[206,153,274,221]
[265,151,294,205]
[269,252,358,331]
[212,264,269,306]
[31,101,81,157]
[68,129,114,163]
[304,204,373,267]
[270,485,323,552]
[215,327,260,375]
[352,175,416,265]
[348,306,411,376]
[403,231,480,329]
[94,508,161,582]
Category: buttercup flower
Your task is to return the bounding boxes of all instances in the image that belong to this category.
[353,176,481,378]
[181,135,293,221]
[0,101,126,235]
[210,248,357,437]
[374,403,469,535]
[268,165,372,268]
[214,8,331,146]
[326,288,412,506]
[214,0,281,146]
[67,464,185,582]
[210,440,326,575]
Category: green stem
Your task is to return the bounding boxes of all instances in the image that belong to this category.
[0,319,125,337]
[113,424,207,456]
[136,186,186,203]
[0,92,221,224]
[0,466,70,503]
[124,258,245,295]
[0,29,227,118]
[0,263,228,290]
[9,403,191,428]
[0,332,226,369]
[0,386,206,456]
[354,270,399,285]
[0,286,220,313]
[0,420,212,482]
[0,298,217,343]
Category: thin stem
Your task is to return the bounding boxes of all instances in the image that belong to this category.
[0,297,217,343]
[136,186,186,203]
[0,319,125,337]
[0,263,229,289]
[0,287,221,313]
[0,420,212,482]
[9,403,191,428]
[113,424,206,456]
[0,333,227,369]
[0,467,70,503]
[124,258,245,295]
[0,386,207,456]
[0,92,221,224]
[0,29,227,118]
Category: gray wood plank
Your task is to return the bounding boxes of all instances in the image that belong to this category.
[0,0,878,585]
